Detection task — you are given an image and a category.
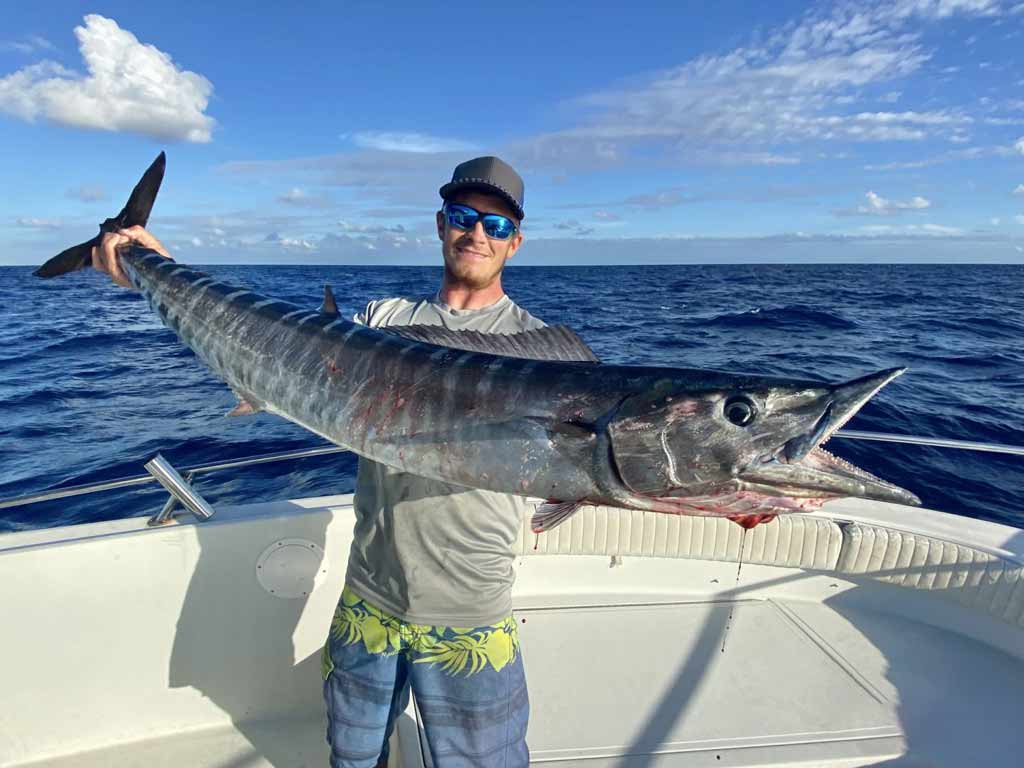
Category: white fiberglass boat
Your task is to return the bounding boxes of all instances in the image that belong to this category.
[1,432,1021,768]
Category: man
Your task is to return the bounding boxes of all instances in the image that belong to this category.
[93,156,539,768]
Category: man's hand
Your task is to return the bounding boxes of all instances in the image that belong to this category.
[91,225,172,288]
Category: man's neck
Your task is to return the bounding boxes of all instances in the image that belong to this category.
[438,279,506,310]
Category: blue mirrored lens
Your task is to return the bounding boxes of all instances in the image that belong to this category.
[482,215,516,239]
[447,205,478,230]
[446,204,516,240]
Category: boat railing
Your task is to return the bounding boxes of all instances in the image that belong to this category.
[1,430,1021,524]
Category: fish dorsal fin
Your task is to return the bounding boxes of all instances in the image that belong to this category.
[320,284,339,316]
[384,324,600,363]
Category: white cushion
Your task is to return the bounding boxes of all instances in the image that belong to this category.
[515,506,843,571]
[836,523,1024,627]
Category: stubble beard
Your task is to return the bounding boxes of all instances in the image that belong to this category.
[443,241,506,291]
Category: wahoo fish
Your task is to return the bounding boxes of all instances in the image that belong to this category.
[35,154,920,531]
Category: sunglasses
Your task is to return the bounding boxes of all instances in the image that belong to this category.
[443,203,519,240]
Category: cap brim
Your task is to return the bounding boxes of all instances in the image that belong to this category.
[439,181,524,221]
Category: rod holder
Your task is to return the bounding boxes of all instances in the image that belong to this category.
[146,454,215,525]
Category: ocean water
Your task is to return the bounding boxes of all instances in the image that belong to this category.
[1,263,1022,534]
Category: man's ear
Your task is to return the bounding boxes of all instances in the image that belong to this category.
[505,231,523,260]
[436,210,445,241]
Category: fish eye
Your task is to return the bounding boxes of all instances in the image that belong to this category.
[724,396,757,427]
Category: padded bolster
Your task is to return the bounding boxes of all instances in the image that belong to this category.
[837,523,1024,627]
[515,506,843,571]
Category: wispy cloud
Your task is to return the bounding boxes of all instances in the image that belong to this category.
[66,184,106,202]
[1013,184,1024,196]
[277,187,333,209]
[622,188,697,209]
[15,217,62,229]
[1015,136,1024,154]
[859,222,964,235]
[0,15,214,142]
[837,190,931,216]
[865,140,1020,169]
[279,237,317,250]
[348,131,476,154]
[509,0,1010,170]
[221,149,462,208]
[0,35,56,55]
[337,219,407,235]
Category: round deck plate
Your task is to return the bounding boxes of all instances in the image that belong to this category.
[256,538,328,598]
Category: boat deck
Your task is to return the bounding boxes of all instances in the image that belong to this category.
[1,496,1021,767]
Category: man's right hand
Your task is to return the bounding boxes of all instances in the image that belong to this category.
[91,225,172,288]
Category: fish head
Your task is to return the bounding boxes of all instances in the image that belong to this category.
[607,367,920,509]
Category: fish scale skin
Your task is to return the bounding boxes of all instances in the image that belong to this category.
[119,247,904,516]
[121,249,619,501]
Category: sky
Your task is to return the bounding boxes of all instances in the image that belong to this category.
[1,0,1023,265]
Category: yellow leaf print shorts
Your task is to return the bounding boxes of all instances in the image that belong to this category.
[322,586,529,768]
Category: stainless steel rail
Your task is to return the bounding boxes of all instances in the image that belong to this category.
[0,445,348,511]
[1,431,1021,513]
[835,430,1024,457]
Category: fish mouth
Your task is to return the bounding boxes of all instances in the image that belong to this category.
[742,367,921,507]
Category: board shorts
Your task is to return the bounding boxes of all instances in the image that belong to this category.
[322,586,530,768]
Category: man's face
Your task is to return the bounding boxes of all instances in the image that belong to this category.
[436,190,523,290]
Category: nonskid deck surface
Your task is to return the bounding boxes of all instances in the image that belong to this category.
[10,718,330,768]
[14,596,1021,768]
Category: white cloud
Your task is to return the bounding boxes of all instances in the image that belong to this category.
[920,223,963,235]
[1016,214,1024,224]
[16,217,62,228]
[277,187,333,208]
[858,223,963,236]
[840,190,932,216]
[0,15,214,142]
[1015,136,1024,154]
[349,131,476,154]
[66,184,106,202]
[1013,184,1024,196]
[280,237,317,250]
[510,1,1005,169]
[991,217,1002,225]
[0,35,56,55]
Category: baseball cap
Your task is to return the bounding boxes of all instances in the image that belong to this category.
[439,156,525,220]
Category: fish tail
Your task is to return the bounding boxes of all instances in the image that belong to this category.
[33,151,166,279]
[32,242,94,278]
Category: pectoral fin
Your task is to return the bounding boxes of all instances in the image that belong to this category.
[531,500,587,533]
[226,399,260,417]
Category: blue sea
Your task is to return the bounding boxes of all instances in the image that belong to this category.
[1,263,1023,533]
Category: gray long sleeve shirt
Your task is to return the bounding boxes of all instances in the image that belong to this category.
[344,293,546,626]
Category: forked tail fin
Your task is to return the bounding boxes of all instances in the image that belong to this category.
[33,151,166,279]
[32,241,95,278]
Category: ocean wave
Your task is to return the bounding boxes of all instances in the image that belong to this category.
[692,305,858,331]
[2,262,1022,530]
